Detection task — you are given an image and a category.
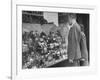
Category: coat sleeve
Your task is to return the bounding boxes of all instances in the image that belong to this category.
[80,32,88,61]
[67,27,76,60]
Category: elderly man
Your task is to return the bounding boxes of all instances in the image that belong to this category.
[67,13,88,66]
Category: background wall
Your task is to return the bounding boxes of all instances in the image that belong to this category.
[0,0,99,80]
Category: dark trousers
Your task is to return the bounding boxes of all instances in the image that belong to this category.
[72,59,80,66]
[73,59,88,66]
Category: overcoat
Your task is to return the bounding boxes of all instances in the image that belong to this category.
[67,22,82,60]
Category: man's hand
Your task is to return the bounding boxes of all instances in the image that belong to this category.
[68,59,73,63]
[80,58,85,61]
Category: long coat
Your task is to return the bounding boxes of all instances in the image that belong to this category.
[67,22,82,60]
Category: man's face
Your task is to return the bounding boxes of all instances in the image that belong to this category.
[68,18,72,25]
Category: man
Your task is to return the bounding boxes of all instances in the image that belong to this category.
[80,24,89,66]
[67,13,82,66]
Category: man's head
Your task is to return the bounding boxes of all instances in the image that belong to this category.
[80,24,84,32]
[68,13,77,25]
